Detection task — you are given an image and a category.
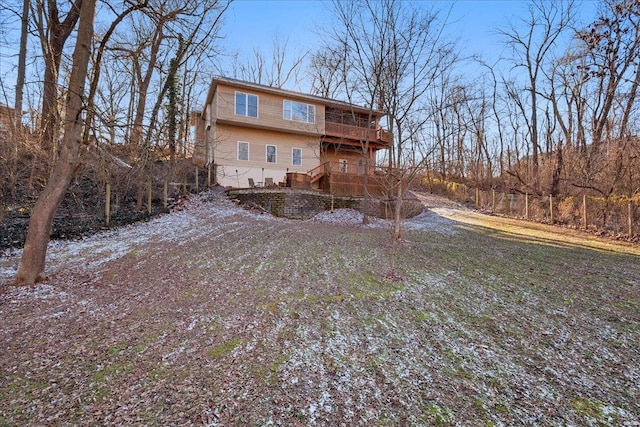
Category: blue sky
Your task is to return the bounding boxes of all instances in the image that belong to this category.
[0,0,602,108]
[220,0,601,91]
[221,0,330,76]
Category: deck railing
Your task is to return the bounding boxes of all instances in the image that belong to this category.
[309,161,386,178]
[324,122,391,144]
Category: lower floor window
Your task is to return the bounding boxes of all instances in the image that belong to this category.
[238,141,249,161]
[266,144,277,163]
[292,148,302,166]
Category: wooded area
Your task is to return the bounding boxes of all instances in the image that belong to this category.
[0,0,230,284]
[417,177,639,239]
[1,0,640,284]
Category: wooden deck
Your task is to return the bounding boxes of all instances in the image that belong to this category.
[324,122,390,146]
[308,162,388,196]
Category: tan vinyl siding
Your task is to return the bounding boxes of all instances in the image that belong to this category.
[215,83,325,135]
[214,124,319,171]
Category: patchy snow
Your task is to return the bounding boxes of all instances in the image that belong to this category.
[404,209,459,234]
[0,191,269,285]
[3,283,68,302]
[310,209,388,229]
[1,189,639,426]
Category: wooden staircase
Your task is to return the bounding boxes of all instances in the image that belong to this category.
[308,162,329,185]
[310,172,324,184]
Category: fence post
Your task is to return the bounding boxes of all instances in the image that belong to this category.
[475,187,479,209]
[549,195,554,224]
[492,189,496,213]
[163,179,168,210]
[147,178,152,216]
[582,194,587,229]
[525,193,529,220]
[628,200,634,238]
[105,182,111,226]
[182,176,187,196]
[195,166,199,193]
[504,191,510,216]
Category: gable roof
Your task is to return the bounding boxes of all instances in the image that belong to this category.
[202,76,386,118]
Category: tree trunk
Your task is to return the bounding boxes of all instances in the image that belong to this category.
[15,0,97,285]
[362,142,370,225]
[393,173,403,241]
[11,0,30,200]
[39,0,83,156]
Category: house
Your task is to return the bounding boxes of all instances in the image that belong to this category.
[193,77,390,195]
[0,104,17,135]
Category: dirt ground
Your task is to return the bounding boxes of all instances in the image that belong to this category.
[1,190,638,426]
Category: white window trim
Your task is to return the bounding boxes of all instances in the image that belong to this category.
[237,141,250,161]
[235,91,259,118]
[292,147,302,166]
[266,144,277,164]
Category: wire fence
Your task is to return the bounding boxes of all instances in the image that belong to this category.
[417,179,639,240]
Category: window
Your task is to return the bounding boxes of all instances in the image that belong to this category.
[238,141,249,161]
[266,145,277,163]
[235,92,258,117]
[339,159,348,173]
[292,148,302,166]
[283,100,315,124]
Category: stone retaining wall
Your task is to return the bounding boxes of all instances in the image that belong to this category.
[227,189,422,220]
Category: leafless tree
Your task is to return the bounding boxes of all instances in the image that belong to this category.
[308,45,346,99]
[571,0,640,197]
[321,0,457,278]
[232,35,308,89]
[32,0,83,159]
[498,0,575,194]
[15,0,97,285]
[99,0,228,209]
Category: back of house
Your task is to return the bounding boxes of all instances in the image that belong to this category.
[193,77,390,194]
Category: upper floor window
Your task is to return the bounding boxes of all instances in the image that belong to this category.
[292,148,302,166]
[236,92,258,118]
[283,100,315,124]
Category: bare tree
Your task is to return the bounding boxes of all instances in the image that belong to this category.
[498,0,575,194]
[233,35,308,89]
[7,0,30,200]
[573,0,640,196]
[376,0,456,241]
[308,45,346,99]
[32,0,83,157]
[323,0,457,278]
[100,0,228,209]
[15,0,97,285]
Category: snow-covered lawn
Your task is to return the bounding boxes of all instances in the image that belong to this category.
[1,190,638,426]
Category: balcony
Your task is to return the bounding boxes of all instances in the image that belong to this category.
[324,121,390,145]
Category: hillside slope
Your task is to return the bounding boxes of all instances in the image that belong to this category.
[1,190,638,425]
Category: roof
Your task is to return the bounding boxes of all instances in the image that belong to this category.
[202,76,386,118]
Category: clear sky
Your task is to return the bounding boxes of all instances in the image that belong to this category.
[219,0,601,92]
[0,0,602,109]
[220,0,330,78]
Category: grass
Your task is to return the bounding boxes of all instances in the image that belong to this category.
[208,338,243,358]
[1,192,638,425]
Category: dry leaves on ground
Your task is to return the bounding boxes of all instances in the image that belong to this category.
[1,190,638,426]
